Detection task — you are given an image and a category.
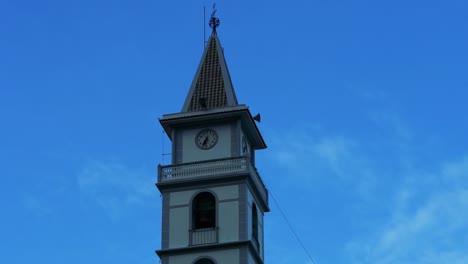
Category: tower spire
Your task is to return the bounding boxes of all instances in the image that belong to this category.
[182,4,239,112]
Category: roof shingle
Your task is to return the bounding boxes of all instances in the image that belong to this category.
[182,34,238,112]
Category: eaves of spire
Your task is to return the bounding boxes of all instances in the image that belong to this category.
[181,33,238,112]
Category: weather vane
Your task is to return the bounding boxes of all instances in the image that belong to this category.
[209,3,220,33]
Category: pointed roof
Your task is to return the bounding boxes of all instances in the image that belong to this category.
[181,33,238,112]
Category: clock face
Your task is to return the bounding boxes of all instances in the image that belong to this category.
[196,129,218,150]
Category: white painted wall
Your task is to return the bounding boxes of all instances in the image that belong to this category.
[169,248,239,264]
[247,189,265,261]
[170,191,195,207]
[219,201,239,242]
[212,185,239,200]
[247,191,253,237]
[169,185,239,206]
[181,124,232,163]
[169,207,189,248]
[167,185,240,248]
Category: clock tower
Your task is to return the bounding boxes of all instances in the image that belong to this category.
[156,14,269,264]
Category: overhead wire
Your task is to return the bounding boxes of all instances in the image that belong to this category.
[269,190,318,264]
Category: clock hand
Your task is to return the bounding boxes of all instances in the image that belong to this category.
[202,136,209,146]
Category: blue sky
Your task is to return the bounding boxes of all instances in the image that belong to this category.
[1,0,467,263]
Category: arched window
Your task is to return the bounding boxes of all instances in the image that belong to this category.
[192,192,216,229]
[194,258,215,264]
[252,203,258,241]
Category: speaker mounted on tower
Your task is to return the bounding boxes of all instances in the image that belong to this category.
[253,113,261,123]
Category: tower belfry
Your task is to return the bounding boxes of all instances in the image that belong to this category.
[156,11,269,264]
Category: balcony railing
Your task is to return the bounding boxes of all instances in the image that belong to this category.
[190,228,218,246]
[158,157,268,203]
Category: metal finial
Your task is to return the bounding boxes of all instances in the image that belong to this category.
[209,3,220,33]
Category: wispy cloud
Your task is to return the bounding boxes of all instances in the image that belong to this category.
[269,129,358,178]
[346,156,468,264]
[266,126,377,198]
[266,117,468,264]
[77,160,156,219]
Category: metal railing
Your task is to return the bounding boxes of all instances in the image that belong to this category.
[158,157,268,203]
[190,227,218,246]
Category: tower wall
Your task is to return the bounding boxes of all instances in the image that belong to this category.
[174,122,240,164]
[247,188,265,261]
[168,248,240,264]
[156,29,268,264]
[165,184,242,248]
